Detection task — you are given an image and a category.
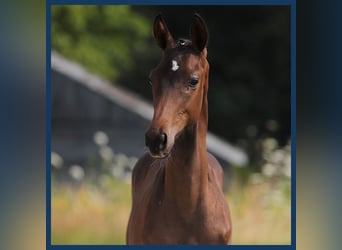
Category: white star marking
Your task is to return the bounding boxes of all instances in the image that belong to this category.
[171,60,179,71]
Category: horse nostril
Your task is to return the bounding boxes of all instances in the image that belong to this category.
[145,133,150,147]
[145,130,167,153]
[159,133,167,150]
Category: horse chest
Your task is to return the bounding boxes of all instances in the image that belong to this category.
[141,198,230,244]
[128,161,231,244]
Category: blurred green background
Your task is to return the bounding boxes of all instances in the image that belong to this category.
[51,5,291,245]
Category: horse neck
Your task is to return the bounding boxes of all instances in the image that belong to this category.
[164,80,209,214]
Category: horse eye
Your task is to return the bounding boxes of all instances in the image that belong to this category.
[188,78,199,86]
[148,79,152,86]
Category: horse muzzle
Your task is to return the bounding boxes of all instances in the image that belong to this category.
[145,128,171,158]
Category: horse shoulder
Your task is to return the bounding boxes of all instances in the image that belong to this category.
[206,153,232,244]
[207,152,224,189]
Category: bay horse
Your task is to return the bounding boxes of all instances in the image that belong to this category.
[126,14,232,245]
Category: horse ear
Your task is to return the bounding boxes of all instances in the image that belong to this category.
[153,14,175,50]
[190,13,208,52]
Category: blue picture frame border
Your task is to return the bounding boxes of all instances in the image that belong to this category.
[46,0,296,249]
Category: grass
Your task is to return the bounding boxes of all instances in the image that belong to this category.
[227,175,291,244]
[52,178,131,245]
[51,174,291,245]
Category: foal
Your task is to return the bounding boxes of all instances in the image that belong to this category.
[126,14,232,245]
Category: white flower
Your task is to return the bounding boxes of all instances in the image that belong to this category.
[93,131,109,146]
[265,119,279,132]
[111,164,123,178]
[282,154,291,177]
[262,163,277,177]
[271,149,285,165]
[262,138,278,151]
[69,165,85,181]
[51,151,63,169]
[113,153,128,168]
[99,145,114,161]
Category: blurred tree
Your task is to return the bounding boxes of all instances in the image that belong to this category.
[52,5,151,80]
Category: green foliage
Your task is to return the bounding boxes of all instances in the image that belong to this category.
[52,6,151,80]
